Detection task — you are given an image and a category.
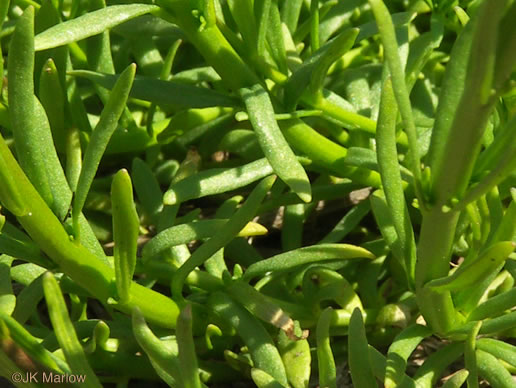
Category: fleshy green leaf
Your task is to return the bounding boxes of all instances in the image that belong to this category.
[284,28,358,110]
[426,241,515,292]
[317,307,337,388]
[240,84,311,202]
[208,291,288,386]
[143,219,266,259]
[70,70,240,108]
[441,370,469,388]
[163,158,274,205]
[72,63,136,239]
[0,255,14,315]
[477,338,516,368]
[243,244,374,281]
[131,307,181,386]
[171,176,276,300]
[42,272,102,387]
[376,77,416,285]
[476,349,515,388]
[111,169,139,304]
[35,4,159,51]
[384,324,431,388]
[348,308,376,388]
[8,6,72,220]
[278,331,310,388]
[251,368,286,388]
[177,304,202,388]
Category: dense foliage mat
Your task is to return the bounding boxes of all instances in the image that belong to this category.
[0,0,516,387]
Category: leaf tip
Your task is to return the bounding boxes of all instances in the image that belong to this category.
[163,190,177,205]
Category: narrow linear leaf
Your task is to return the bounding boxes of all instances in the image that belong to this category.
[491,188,516,243]
[227,0,258,55]
[426,241,515,292]
[0,256,14,315]
[376,77,416,286]
[413,343,463,388]
[0,223,51,268]
[368,0,422,199]
[266,3,288,74]
[111,169,139,304]
[493,1,516,89]
[177,304,202,388]
[70,70,240,108]
[348,308,376,388]
[368,344,417,386]
[426,15,474,176]
[163,158,274,205]
[35,4,159,51]
[480,311,516,336]
[256,0,272,57]
[456,115,516,210]
[240,84,311,202]
[208,291,288,386]
[385,324,432,388]
[281,203,305,251]
[251,368,286,388]
[131,307,181,386]
[0,146,29,217]
[477,338,516,368]
[8,7,71,220]
[356,11,415,43]
[317,307,337,388]
[171,176,276,300]
[449,311,516,339]
[368,345,387,381]
[310,0,320,52]
[0,0,9,32]
[132,157,164,225]
[143,220,266,259]
[441,370,469,388]
[42,272,102,387]
[277,331,310,388]
[66,127,82,192]
[284,28,358,110]
[469,288,516,321]
[281,0,303,33]
[243,244,374,281]
[72,63,136,238]
[476,349,515,388]
[39,58,66,153]
[226,279,301,339]
[320,200,370,243]
[465,321,482,388]
[0,311,66,373]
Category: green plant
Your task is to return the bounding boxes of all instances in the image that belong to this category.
[0,0,515,387]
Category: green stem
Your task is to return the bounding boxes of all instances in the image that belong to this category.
[303,93,409,147]
[0,134,179,328]
[280,119,382,187]
[416,208,460,334]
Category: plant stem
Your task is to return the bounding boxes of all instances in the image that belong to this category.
[416,208,460,334]
[0,134,179,328]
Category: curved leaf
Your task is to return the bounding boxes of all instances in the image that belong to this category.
[35,4,159,51]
